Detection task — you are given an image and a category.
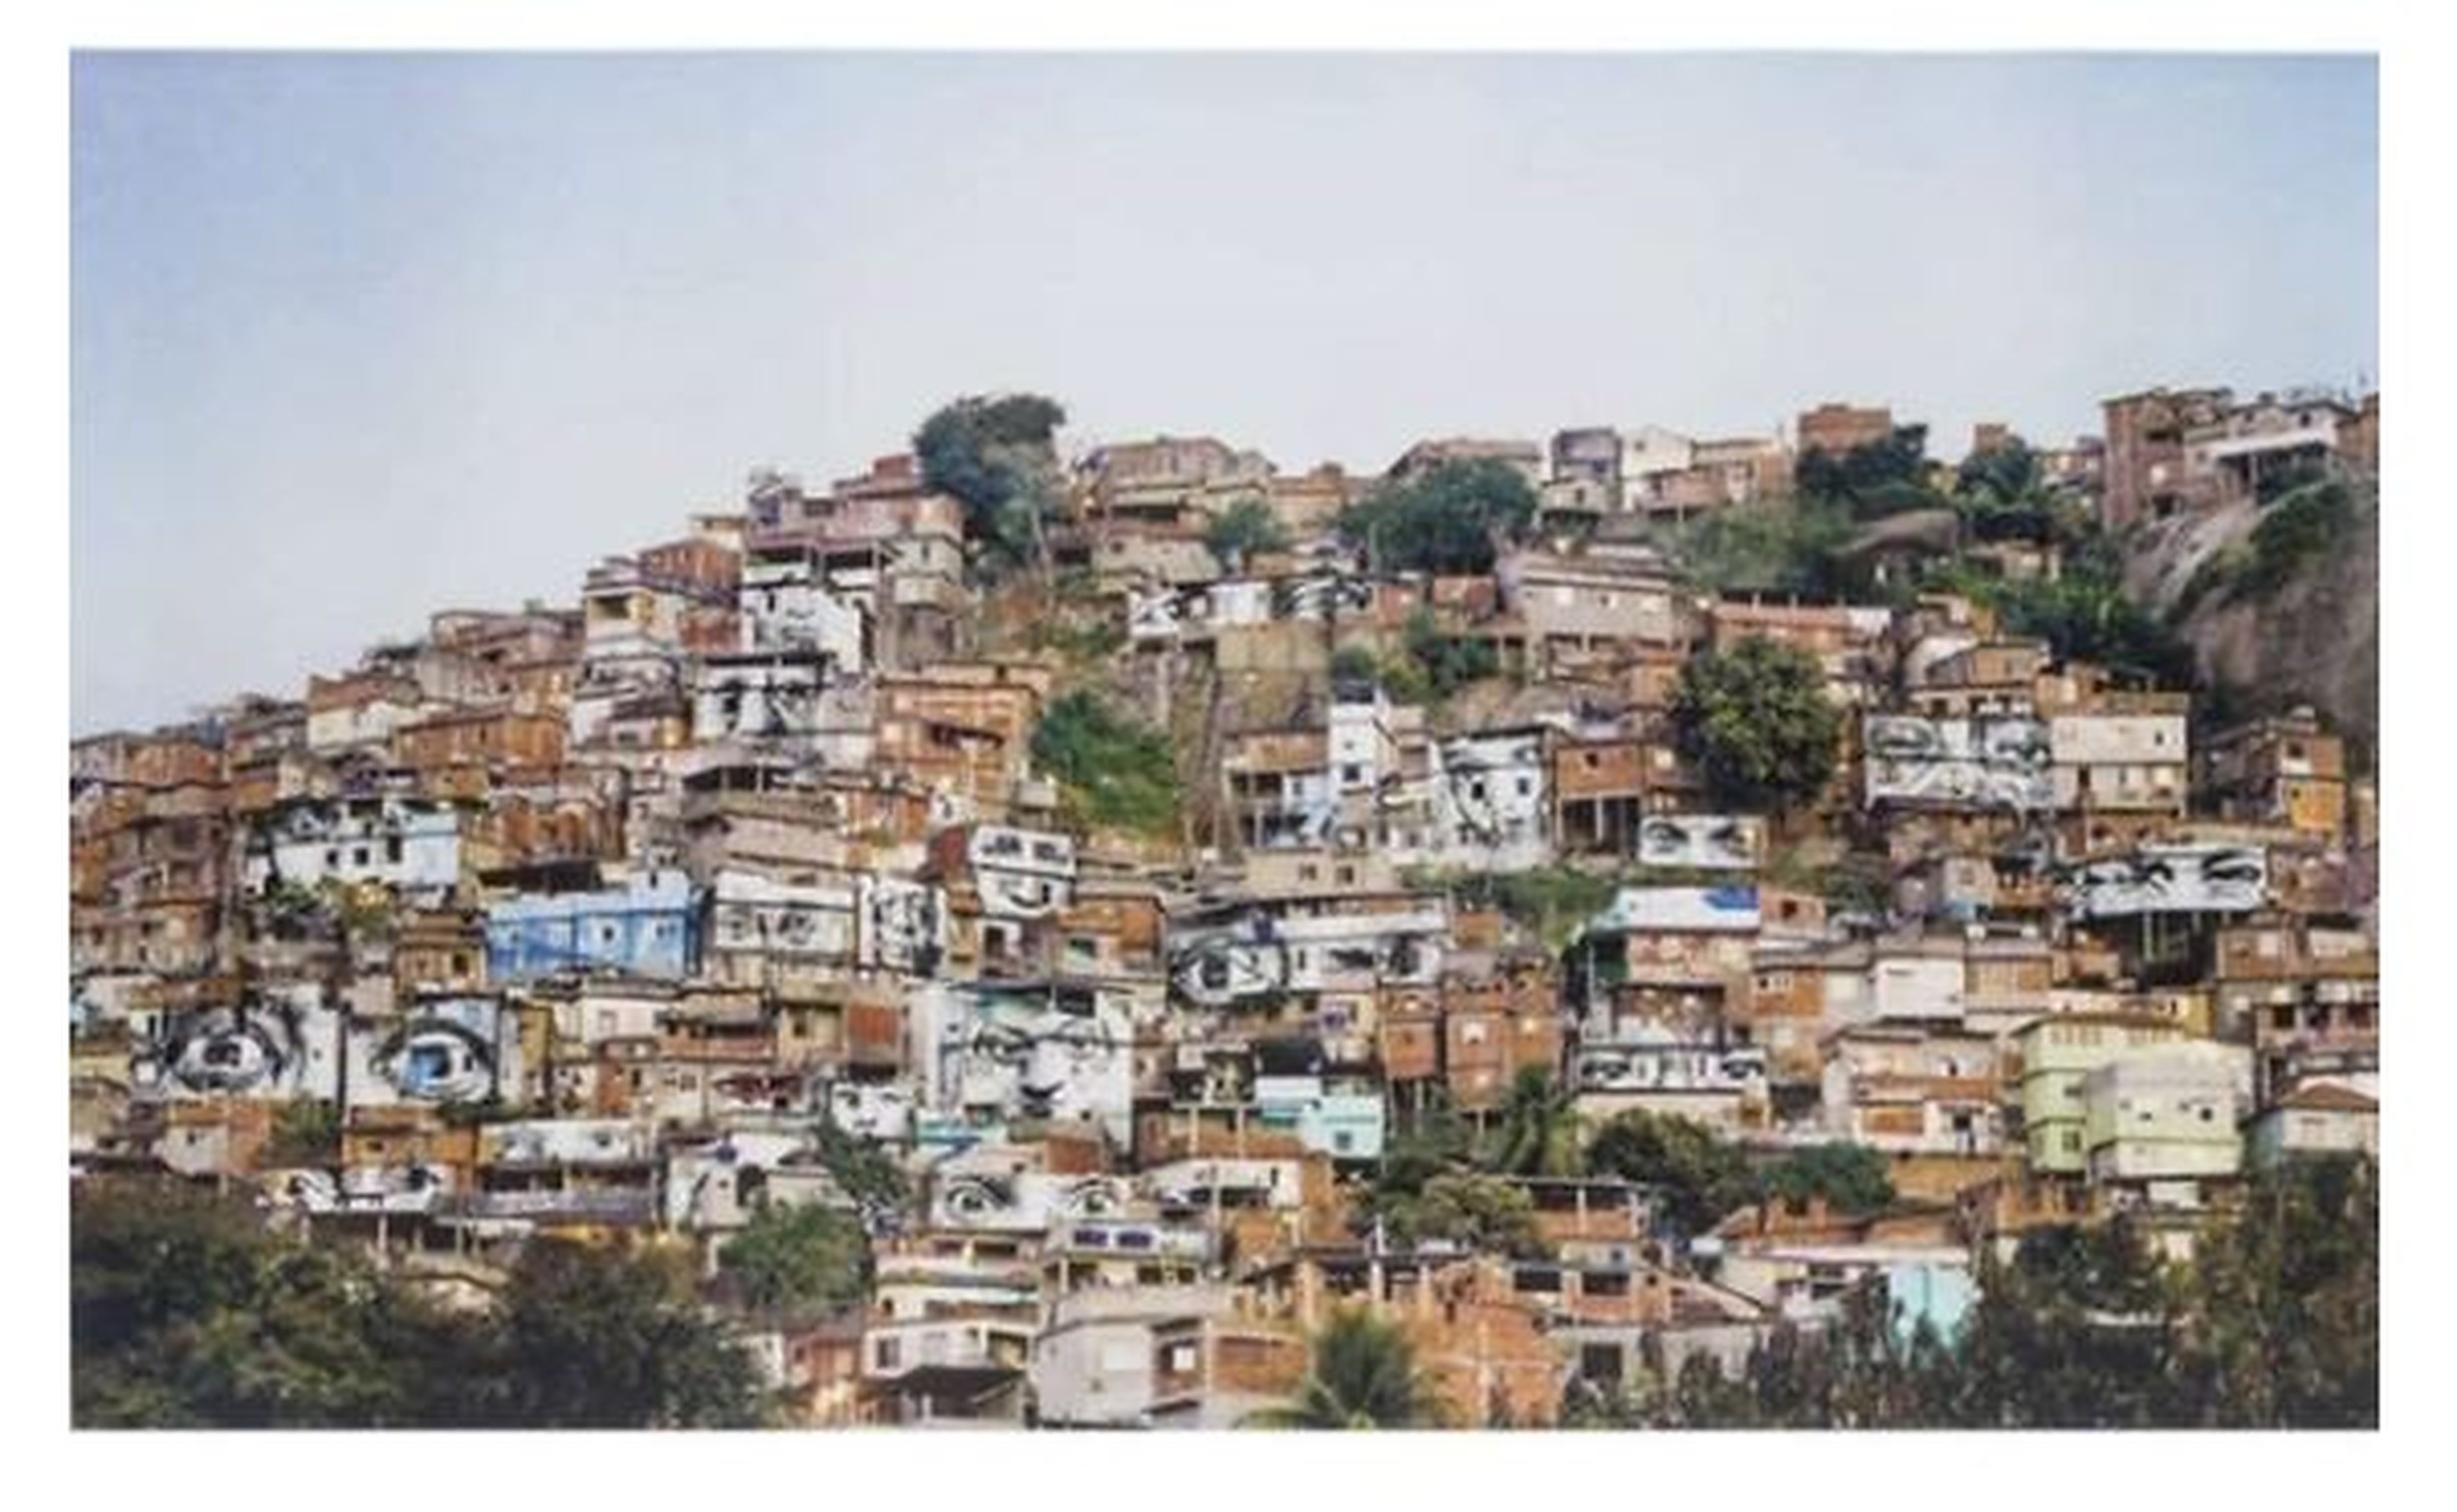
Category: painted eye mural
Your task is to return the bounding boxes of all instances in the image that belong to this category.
[934,1175,1016,1225]
[1169,922,1293,1006]
[2197,848,2266,888]
[1062,1177,1128,1218]
[150,1003,308,1097]
[373,1015,497,1102]
[1867,716,1945,761]
[1576,1053,1633,1090]
[1978,719,2052,769]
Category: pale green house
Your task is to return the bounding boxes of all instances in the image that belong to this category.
[2081,1041,2251,1187]
[2014,1013,2191,1175]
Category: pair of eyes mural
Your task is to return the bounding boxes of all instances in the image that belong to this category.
[1866,716,2052,769]
[1637,816,1757,867]
[2059,847,2268,919]
[1577,1052,1763,1088]
[935,1173,1128,1225]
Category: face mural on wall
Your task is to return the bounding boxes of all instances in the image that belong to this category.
[947,993,1133,1139]
[861,877,946,975]
[1439,737,1542,843]
[970,827,1077,921]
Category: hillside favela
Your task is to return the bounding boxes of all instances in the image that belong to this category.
[70,389,2379,1429]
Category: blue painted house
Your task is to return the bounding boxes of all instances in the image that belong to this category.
[485,870,703,982]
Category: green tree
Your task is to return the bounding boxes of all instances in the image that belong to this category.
[1957,1220,2180,1428]
[1757,1142,1896,1217]
[1670,635,1843,814]
[1392,606,1501,703]
[1030,689,1183,835]
[721,1201,871,1320]
[914,392,1069,574]
[490,1237,767,1428]
[1796,424,1940,517]
[813,1119,909,1222]
[1988,569,2198,687]
[1582,1109,1758,1236]
[1373,1093,1478,1204]
[1245,1309,1449,1428]
[1340,458,1538,576]
[1668,499,1857,597]
[71,1176,481,1428]
[2169,1153,2377,1427]
[2232,476,2355,600]
[1374,1171,1548,1258]
[1204,495,1291,571]
[1486,1068,1583,1178]
[1956,437,2042,507]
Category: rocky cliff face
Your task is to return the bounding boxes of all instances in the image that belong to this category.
[2120,482,2378,756]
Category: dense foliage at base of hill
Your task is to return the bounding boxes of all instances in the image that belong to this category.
[1562,1153,2378,1429]
[72,1177,771,1428]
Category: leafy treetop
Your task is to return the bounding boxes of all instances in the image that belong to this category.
[1670,634,1843,814]
[1340,458,1538,576]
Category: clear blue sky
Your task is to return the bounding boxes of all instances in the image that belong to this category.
[71,52,2376,734]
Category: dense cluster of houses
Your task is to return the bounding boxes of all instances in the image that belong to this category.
[70,388,2379,1427]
